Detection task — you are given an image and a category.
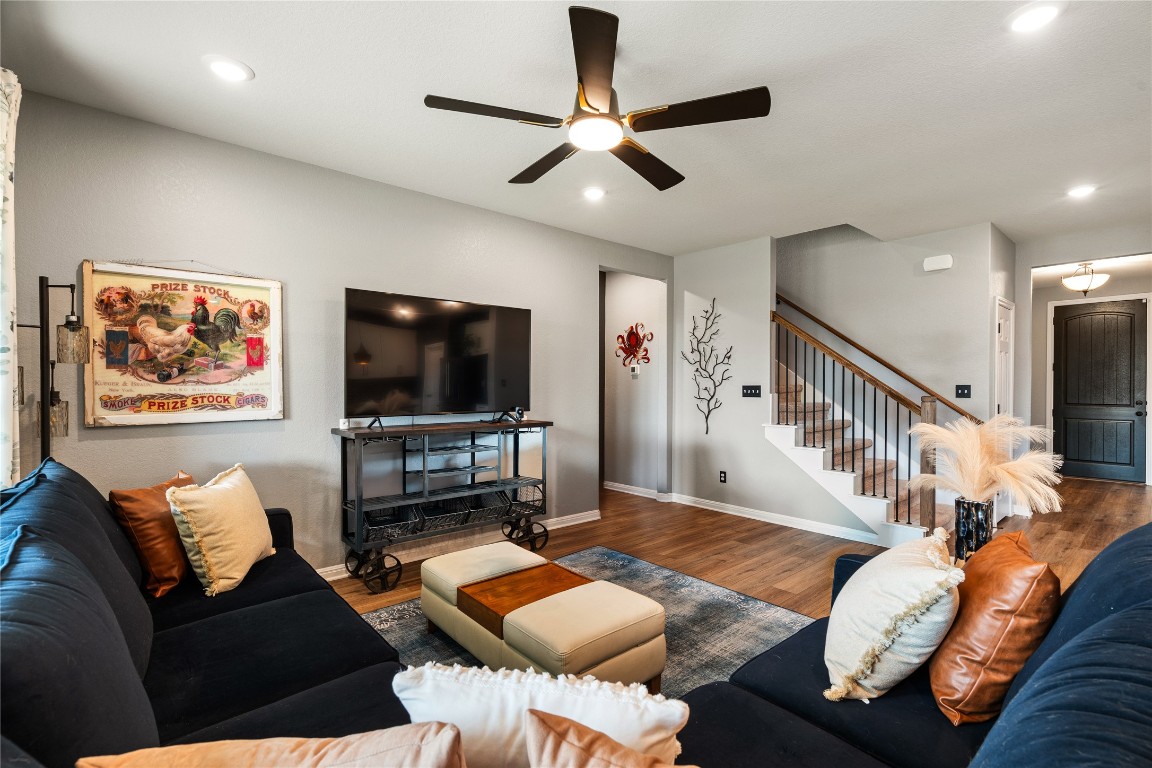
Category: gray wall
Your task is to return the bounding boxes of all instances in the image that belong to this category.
[777,223,1002,420]
[602,272,667,492]
[1012,222,1152,425]
[673,236,871,533]
[13,93,672,568]
[1029,273,1152,426]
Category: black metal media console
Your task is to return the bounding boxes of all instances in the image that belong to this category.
[332,419,552,592]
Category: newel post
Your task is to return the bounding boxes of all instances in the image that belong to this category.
[919,396,938,533]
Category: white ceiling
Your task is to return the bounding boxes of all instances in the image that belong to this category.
[2,1,1150,256]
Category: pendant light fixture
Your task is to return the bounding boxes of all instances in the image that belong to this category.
[1060,263,1111,296]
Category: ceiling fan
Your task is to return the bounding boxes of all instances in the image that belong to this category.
[424,6,772,191]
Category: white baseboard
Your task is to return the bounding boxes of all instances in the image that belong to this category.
[315,509,603,582]
[602,481,659,499]
[669,493,880,545]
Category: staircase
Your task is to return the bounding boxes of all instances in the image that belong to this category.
[767,297,977,548]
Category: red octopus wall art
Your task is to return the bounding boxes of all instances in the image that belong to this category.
[616,322,654,366]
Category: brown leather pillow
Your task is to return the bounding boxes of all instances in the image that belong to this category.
[109,472,195,597]
[930,531,1060,725]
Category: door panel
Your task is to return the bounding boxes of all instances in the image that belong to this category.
[1054,299,1147,482]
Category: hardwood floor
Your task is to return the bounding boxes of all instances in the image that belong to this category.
[332,476,1151,619]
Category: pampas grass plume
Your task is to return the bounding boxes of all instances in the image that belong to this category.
[909,414,1063,515]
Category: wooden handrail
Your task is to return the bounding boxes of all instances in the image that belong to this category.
[773,313,923,414]
[775,294,980,422]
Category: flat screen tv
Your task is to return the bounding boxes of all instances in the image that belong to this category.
[344,288,531,419]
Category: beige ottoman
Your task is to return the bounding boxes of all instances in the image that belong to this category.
[421,542,667,690]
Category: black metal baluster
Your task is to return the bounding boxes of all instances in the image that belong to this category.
[883,396,889,500]
[776,323,781,425]
[907,411,913,525]
[851,373,857,472]
[821,352,827,449]
[802,342,808,441]
[872,386,877,484]
[840,366,845,472]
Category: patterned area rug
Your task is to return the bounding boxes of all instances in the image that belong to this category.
[361,545,813,698]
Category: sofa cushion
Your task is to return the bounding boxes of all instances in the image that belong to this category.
[2,458,143,584]
[824,528,964,701]
[0,471,153,676]
[109,471,196,598]
[145,590,400,742]
[166,464,275,596]
[0,526,159,768]
[971,601,1152,768]
[525,709,695,768]
[170,662,410,744]
[731,617,993,768]
[930,531,1060,725]
[147,547,332,631]
[677,682,888,768]
[393,663,689,768]
[1005,522,1152,706]
[78,722,466,768]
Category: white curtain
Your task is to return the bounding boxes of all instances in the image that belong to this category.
[0,69,21,486]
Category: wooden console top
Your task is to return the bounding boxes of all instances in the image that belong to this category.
[456,563,593,639]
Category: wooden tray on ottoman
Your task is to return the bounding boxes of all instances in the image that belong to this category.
[456,563,593,639]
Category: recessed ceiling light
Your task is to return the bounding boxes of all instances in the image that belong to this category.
[1007,2,1065,33]
[202,54,255,82]
[1067,184,1097,198]
[583,187,606,201]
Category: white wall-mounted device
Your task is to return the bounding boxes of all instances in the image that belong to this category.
[923,254,954,272]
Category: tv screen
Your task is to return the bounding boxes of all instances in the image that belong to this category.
[345,289,531,418]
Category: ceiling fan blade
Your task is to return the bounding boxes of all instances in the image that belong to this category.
[424,95,564,127]
[627,86,771,132]
[608,139,684,191]
[509,143,580,184]
[569,6,618,114]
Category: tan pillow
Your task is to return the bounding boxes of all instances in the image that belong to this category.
[824,528,965,701]
[166,464,274,596]
[525,709,699,768]
[109,472,195,597]
[930,531,1060,725]
[75,722,466,768]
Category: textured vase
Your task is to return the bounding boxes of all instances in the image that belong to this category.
[955,498,992,561]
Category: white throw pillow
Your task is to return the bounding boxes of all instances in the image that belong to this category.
[393,663,689,768]
[166,463,274,596]
[824,527,964,701]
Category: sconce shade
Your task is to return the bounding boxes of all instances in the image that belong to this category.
[57,322,91,364]
[1061,263,1111,296]
[37,399,69,438]
[352,342,372,366]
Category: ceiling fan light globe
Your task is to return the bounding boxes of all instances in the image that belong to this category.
[569,116,624,151]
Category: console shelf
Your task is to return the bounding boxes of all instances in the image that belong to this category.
[333,420,552,593]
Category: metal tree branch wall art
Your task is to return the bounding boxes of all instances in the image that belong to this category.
[681,298,732,434]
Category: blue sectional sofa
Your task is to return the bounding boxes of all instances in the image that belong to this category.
[677,522,1152,767]
[2,458,1149,767]
[0,459,413,768]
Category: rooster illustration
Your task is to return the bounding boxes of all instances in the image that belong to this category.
[190,296,242,363]
[134,316,196,363]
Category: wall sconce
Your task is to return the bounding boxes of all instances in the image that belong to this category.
[1060,263,1111,296]
[17,276,92,460]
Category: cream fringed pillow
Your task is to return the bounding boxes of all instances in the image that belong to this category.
[76,722,466,768]
[166,464,274,596]
[824,527,964,701]
[393,663,689,768]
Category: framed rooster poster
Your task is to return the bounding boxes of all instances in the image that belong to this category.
[82,261,284,427]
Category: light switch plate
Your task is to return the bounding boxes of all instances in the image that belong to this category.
[956,384,972,398]
[742,385,762,397]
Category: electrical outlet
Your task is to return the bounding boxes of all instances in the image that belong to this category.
[719,471,727,483]
[742,385,762,397]
[956,384,972,398]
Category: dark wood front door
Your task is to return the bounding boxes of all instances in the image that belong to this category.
[1053,299,1147,482]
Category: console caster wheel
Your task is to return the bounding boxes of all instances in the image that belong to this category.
[362,553,402,594]
[525,522,549,552]
[502,519,527,542]
[345,549,369,578]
